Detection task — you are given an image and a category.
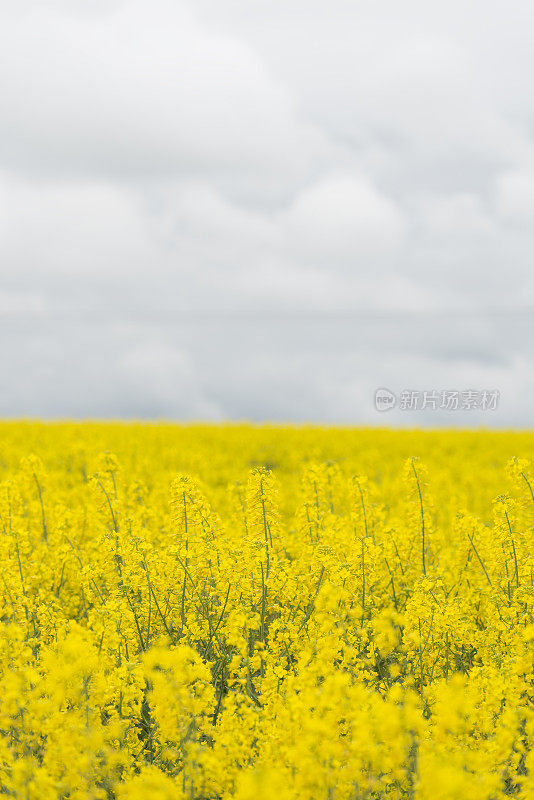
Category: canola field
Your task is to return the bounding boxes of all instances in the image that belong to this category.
[1,422,534,800]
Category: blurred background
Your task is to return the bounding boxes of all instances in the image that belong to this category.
[1,0,533,426]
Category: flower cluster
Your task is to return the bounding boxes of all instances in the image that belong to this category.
[0,422,533,798]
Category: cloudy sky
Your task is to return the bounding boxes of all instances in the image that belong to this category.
[1,0,533,425]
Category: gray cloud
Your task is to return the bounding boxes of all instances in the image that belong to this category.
[0,0,533,425]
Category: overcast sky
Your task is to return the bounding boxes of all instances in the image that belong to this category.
[1,0,533,425]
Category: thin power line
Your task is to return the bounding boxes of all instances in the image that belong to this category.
[0,308,533,323]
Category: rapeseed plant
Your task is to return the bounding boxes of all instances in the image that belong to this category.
[0,422,534,798]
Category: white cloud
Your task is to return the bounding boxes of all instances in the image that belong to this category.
[0,175,158,280]
[0,0,533,424]
[495,169,534,225]
[119,342,223,419]
[0,0,327,190]
[283,173,405,261]
[0,289,46,316]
